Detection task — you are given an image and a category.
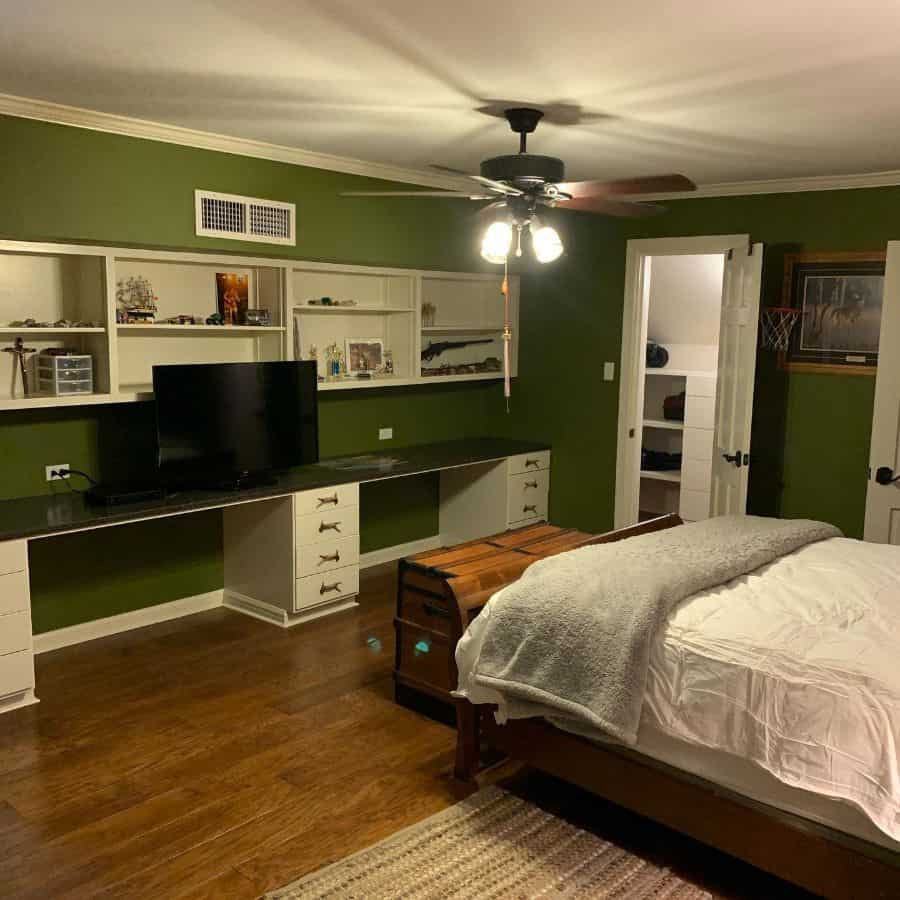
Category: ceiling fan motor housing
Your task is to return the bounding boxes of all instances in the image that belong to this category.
[480,153,565,188]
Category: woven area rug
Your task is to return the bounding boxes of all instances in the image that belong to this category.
[266,786,711,899]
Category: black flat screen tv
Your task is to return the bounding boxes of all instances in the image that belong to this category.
[153,361,319,488]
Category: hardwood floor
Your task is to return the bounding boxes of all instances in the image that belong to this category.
[0,565,814,899]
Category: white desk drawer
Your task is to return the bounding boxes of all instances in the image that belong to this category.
[0,650,34,699]
[508,450,551,475]
[508,470,550,516]
[295,564,359,612]
[508,487,549,525]
[685,374,716,398]
[680,489,711,522]
[0,611,32,655]
[683,427,714,461]
[684,395,714,430]
[297,535,360,578]
[681,458,711,493]
[0,571,29,616]
[294,482,359,517]
[0,541,26,577]
[296,505,360,546]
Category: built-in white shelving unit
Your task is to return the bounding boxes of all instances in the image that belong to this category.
[0,240,520,409]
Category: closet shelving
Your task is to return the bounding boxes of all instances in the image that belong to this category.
[0,241,520,410]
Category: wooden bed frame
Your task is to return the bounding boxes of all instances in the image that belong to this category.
[453,515,900,900]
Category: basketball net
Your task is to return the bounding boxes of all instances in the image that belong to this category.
[760,307,800,352]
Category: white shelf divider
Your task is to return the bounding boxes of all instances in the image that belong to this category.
[0,327,106,335]
[643,418,684,431]
[639,469,682,483]
[117,324,285,333]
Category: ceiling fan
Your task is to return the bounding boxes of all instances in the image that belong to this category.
[341,107,697,264]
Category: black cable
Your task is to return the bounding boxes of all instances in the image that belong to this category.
[64,468,99,486]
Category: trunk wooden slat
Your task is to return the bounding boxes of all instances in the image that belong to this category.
[394,524,595,713]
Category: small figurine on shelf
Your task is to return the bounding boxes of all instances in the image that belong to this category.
[422,302,436,327]
[116,275,158,323]
[3,337,37,397]
[383,349,394,375]
[206,313,225,326]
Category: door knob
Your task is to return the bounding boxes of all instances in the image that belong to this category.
[875,466,900,485]
[722,450,743,467]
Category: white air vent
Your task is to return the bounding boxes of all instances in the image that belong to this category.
[195,190,295,245]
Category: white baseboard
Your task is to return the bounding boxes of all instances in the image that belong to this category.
[33,590,225,654]
[359,535,442,569]
[32,536,443,653]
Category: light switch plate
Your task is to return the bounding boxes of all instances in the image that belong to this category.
[603,362,615,381]
[378,427,393,440]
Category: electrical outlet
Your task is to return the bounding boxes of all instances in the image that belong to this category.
[378,427,393,441]
[46,464,70,482]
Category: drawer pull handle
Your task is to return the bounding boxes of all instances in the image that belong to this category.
[319,520,341,533]
[317,493,339,507]
[525,458,540,468]
[523,504,537,514]
[524,480,538,489]
[320,581,343,595]
[319,551,340,563]
[423,602,451,620]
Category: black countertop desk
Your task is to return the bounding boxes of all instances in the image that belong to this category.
[0,437,550,543]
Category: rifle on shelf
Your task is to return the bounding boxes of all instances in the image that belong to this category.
[421,338,494,362]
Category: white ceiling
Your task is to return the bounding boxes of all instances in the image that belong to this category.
[3,1,900,185]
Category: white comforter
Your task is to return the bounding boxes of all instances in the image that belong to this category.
[456,536,900,842]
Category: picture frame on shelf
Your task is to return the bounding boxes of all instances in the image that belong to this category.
[215,272,250,325]
[345,338,383,374]
[780,251,884,374]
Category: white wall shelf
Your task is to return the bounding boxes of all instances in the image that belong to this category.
[0,327,106,335]
[421,326,504,334]
[640,470,681,483]
[116,324,286,333]
[0,240,521,408]
[298,306,414,314]
[644,418,684,431]
[645,368,715,378]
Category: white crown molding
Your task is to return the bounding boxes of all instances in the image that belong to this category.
[3,91,900,200]
[0,92,464,191]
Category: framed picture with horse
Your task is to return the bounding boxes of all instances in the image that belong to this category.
[780,250,885,374]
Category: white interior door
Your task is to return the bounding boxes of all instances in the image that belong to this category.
[710,243,764,516]
[864,241,900,543]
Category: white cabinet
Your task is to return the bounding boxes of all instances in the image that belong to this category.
[507,469,550,526]
[0,241,523,410]
[292,484,361,616]
[640,370,717,523]
[0,540,36,712]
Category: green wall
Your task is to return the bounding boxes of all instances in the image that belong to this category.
[494,188,895,541]
[2,112,894,630]
[615,190,897,537]
[0,114,512,630]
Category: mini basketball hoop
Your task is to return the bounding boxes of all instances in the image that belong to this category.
[760,306,800,352]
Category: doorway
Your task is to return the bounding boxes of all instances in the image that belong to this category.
[614,235,756,528]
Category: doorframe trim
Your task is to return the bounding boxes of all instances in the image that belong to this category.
[614,235,750,529]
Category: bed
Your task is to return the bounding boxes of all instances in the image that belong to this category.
[453,515,900,900]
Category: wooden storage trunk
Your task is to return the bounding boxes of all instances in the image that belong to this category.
[394,523,596,716]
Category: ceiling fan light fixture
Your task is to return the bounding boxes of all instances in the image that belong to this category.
[480,220,513,264]
[531,224,564,263]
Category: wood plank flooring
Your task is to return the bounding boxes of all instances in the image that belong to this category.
[0,565,812,899]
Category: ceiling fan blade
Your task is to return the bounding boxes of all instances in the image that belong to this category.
[470,175,523,196]
[340,190,493,199]
[428,164,474,176]
[556,174,696,198]
[554,196,667,217]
